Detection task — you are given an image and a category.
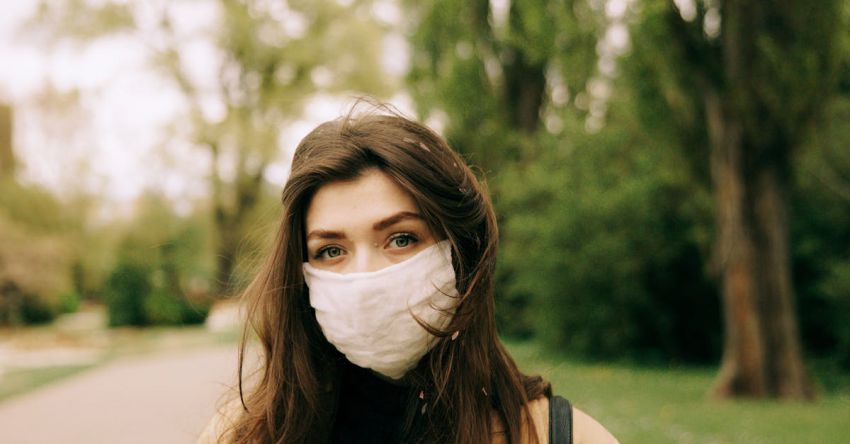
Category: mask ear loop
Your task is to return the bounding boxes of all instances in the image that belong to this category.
[408,280,460,336]
[407,240,460,339]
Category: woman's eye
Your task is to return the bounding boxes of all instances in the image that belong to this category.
[316,246,343,260]
[388,234,417,249]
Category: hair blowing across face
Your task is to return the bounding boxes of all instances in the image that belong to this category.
[228,101,550,444]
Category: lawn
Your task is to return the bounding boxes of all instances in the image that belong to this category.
[0,364,94,402]
[507,341,850,444]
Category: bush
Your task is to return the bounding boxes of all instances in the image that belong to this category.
[792,97,850,370]
[104,261,151,327]
[0,212,73,326]
[103,192,213,327]
[143,286,186,325]
[495,125,720,363]
[104,260,212,327]
[58,290,80,314]
[494,97,850,368]
[0,282,56,325]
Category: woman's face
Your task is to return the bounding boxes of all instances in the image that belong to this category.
[304,167,438,273]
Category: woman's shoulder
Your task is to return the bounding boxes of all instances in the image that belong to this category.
[570,402,619,444]
[492,396,619,444]
[196,397,244,444]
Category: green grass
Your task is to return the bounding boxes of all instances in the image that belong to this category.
[99,325,241,361]
[507,341,850,444]
[0,365,94,402]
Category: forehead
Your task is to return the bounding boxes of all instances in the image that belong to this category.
[305,169,420,231]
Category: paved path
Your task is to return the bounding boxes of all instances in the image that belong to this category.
[0,345,242,444]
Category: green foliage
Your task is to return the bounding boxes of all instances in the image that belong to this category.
[57,290,80,314]
[792,95,850,370]
[24,0,395,297]
[405,0,599,171]
[496,114,719,362]
[0,176,115,307]
[404,0,850,370]
[0,365,94,403]
[104,261,151,327]
[596,0,850,369]
[26,0,134,43]
[619,1,716,186]
[103,193,213,327]
[143,287,186,326]
[0,180,75,325]
[817,263,850,369]
[0,177,73,233]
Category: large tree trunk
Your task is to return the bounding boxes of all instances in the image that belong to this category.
[707,92,767,397]
[752,165,813,399]
[706,92,814,400]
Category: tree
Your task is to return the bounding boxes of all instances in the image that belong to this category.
[405,0,605,339]
[25,0,392,296]
[405,0,600,170]
[0,104,13,179]
[627,0,846,399]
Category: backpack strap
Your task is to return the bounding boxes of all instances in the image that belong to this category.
[548,395,572,444]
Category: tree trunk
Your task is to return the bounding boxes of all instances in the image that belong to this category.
[0,104,14,179]
[209,141,264,298]
[502,47,545,133]
[707,92,768,397]
[706,91,814,400]
[212,200,241,298]
[751,166,814,399]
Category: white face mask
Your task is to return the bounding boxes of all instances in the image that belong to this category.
[302,239,459,380]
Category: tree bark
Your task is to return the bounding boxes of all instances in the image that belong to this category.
[0,104,14,179]
[214,224,238,297]
[751,165,814,399]
[706,90,814,400]
[501,46,546,134]
[707,92,768,397]
[209,140,265,298]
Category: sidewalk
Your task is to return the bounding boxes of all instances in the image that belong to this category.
[0,344,240,444]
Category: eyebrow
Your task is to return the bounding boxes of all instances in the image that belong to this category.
[306,211,424,241]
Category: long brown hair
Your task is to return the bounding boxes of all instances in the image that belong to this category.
[228,100,550,443]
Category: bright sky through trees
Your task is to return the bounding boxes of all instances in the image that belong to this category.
[0,0,413,215]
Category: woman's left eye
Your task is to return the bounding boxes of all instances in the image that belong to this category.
[388,233,418,249]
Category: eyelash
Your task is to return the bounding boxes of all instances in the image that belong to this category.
[388,233,418,248]
[313,233,419,260]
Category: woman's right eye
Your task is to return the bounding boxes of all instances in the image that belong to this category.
[315,246,343,260]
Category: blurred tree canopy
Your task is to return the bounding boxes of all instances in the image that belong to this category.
[626,0,846,400]
[5,0,850,401]
[26,0,394,297]
[1,97,113,324]
[405,0,850,400]
[405,0,600,170]
[104,192,214,326]
[0,178,80,324]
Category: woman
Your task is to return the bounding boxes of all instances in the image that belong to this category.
[198,102,618,443]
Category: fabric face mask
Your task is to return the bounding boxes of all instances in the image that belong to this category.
[302,239,459,380]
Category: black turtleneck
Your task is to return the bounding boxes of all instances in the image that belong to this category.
[331,361,411,443]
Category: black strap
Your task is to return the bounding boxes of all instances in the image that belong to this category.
[548,395,572,444]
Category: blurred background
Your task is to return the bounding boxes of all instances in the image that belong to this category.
[0,0,848,442]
